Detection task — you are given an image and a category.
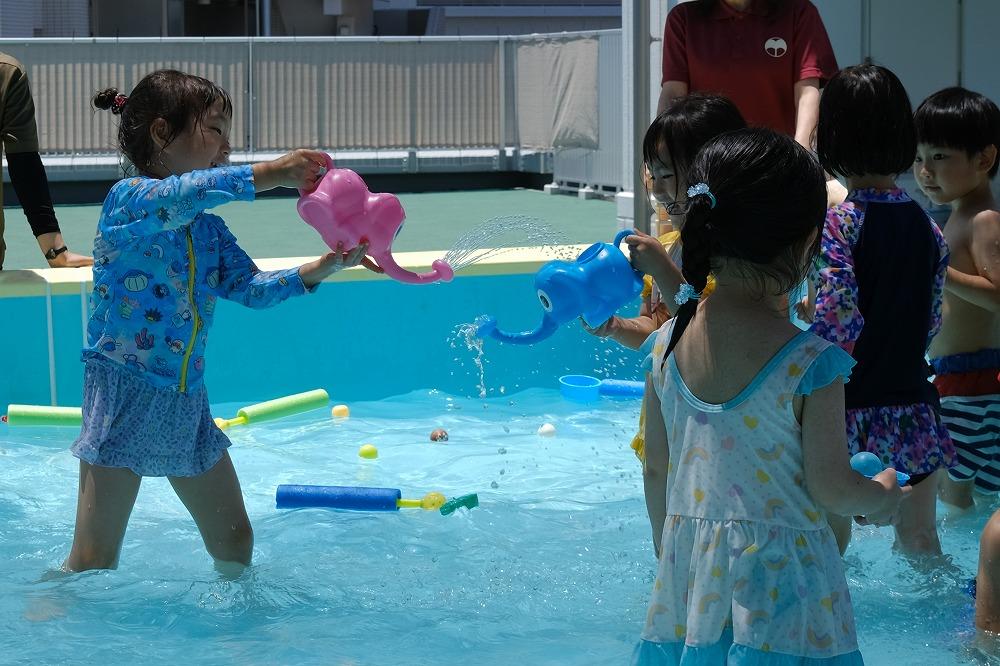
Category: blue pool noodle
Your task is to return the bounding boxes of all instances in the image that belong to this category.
[276,485,402,511]
[599,379,644,397]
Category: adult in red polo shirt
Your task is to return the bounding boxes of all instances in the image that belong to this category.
[658,0,838,150]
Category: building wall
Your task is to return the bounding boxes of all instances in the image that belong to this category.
[93,0,166,36]
[441,16,619,36]
[271,0,373,36]
[40,0,90,37]
[0,0,35,37]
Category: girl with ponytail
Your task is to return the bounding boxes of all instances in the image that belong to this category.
[633,128,906,665]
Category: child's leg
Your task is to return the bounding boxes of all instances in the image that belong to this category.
[167,451,253,568]
[64,461,142,572]
[939,475,975,510]
[893,470,942,555]
[828,513,851,555]
[977,509,1000,632]
[939,394,1000,509]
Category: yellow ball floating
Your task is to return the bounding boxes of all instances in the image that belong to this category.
[421,492,447,509]
[358,444,378,459]
[332,404,350,418]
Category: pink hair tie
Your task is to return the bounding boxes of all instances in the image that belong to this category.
[112,94,128,115]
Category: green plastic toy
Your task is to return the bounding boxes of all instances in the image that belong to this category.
[439,493,479,516]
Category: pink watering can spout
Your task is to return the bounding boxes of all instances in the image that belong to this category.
[376,252,455,284]
[296,153,454,285]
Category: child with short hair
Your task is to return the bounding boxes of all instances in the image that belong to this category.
[913,87,1000,509]
[64,70,380,572]
[634,127,904,664]
[810,64,954,555]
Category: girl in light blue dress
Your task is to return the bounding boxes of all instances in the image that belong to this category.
[634,128,908,664]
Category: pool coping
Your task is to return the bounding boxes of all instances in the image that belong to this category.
[0,245,592,298]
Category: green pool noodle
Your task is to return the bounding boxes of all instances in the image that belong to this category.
[227,389,330,427]
[439,493,479,516]
[5,404,83,426]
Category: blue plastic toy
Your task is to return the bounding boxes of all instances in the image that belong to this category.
[275,485,479,516]
[849,452,910,486]
[559,375,644,402]
[477,230,644,345]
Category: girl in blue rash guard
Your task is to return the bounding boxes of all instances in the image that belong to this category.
[64,70,381,573]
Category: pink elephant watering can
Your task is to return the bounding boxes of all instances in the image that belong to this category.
[297,154,454,284]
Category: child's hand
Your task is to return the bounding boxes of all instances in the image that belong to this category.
[299,242,383,288]
[857,468,910,527]
[625,230,672,277]
[253,149,330,192]
[581,315,619,338]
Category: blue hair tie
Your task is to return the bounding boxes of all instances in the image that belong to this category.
[674,283,701,306]
[687,182,716,209]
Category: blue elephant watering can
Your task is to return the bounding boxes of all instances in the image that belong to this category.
[476,229,644,345]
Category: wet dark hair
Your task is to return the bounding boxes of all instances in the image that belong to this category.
[664,128,826,359]
[914,86,1000,178]
[816,64,916,178]
[694,0,788,18]
[93,69,232,175]
[643,93,747,187]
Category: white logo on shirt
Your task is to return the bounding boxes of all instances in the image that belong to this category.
[764,37,788,57]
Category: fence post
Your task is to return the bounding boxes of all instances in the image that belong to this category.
[497,36,507,171]
[630,0,650,234]
[247,36,255,156]
[408,38,418,173]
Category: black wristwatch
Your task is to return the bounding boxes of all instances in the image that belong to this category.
[44,245,68,261]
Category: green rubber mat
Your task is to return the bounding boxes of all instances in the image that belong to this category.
[1,188,617,270]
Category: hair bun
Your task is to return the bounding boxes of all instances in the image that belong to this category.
[92,88,120,112]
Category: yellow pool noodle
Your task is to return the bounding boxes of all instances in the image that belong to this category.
[6,404,82,427]
[215,389,330,429]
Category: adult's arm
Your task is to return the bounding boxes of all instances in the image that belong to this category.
[791,0,838,146]
[658,5,690,114]
[6,151,58,237]
[793,77,820,150]
[657,81,690,116]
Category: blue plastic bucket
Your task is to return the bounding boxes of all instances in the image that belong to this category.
[559,375,601,403]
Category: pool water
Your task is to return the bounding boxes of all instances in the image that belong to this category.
[0,388,998,665]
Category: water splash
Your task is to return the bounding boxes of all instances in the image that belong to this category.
[455,320,488,398]
[443,215,569,274]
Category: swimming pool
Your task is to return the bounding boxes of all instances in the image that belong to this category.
[0,242,997,665]
[0,384,996,665]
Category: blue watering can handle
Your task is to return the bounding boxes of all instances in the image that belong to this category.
[612,229,636,248]
[613,228,645,278]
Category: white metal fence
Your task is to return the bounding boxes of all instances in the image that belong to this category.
[0,32,612,153]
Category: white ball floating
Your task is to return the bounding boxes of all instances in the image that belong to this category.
[537,423,557,437]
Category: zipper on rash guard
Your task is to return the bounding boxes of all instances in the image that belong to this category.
[178,228,202,393]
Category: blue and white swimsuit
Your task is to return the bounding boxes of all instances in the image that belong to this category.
[72,166,312,476]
